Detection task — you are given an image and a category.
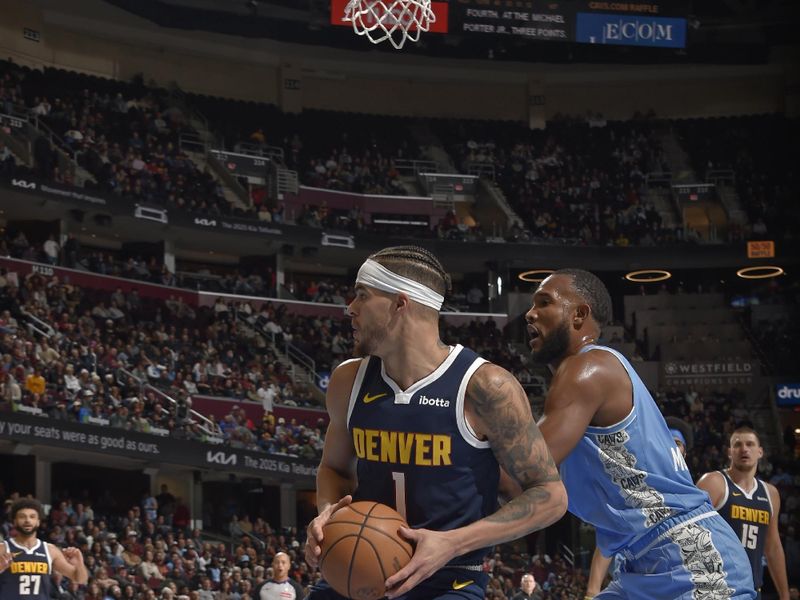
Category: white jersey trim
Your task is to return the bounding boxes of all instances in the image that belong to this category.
[762,479,774,516]
[5,539,52,569]
[714,471,730,511]
[456,358,490,449]
[380,345,462,405]
[346,358,370,428]
[726,470,758,500]
[42,540,53,570]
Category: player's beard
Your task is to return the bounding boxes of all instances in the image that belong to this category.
[16,524,37,540]
[530,319,571,365]
[354,322,387,357]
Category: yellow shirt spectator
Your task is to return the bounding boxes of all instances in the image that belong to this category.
[25,372,46,395]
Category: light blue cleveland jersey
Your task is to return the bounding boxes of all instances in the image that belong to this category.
[347,344,500,566]
[0,539,53,600]
[559,345,710,555]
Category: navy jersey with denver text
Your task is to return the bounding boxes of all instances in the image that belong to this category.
[347,344,500,566]
[0,539,53,600]
[716,471,772,589]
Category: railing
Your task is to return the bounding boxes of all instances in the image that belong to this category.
[118,367,223,441]
[706,169,735,186]
[179,131,208,154]
[431,184,454,210]
[478,178,523,232]
[29,115,77,180]
[168,83,211,144]
[20,309,57,339]
[560,543,575,567]
[247,313,326,395]
[277,167,299,195]
[285,342,317,380]
[645,171,673,186]
[232,141,285,163]
[394,158,438,177]
[466,162,495,179]
[0,109,33,164]
[24,322,51,339]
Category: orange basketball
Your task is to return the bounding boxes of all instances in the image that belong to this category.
[319,501,413,600]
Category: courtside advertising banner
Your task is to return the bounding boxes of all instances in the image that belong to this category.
[451,0,687,47]
[776,383,800,407]
[0,413,317,483]
[575,13,686,47]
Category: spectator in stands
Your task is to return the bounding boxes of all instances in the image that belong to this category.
[512,573,544,600]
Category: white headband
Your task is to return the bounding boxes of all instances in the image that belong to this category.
[356,259,444,311]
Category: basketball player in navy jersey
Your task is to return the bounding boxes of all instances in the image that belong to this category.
[697,427,790,600]
[527,269,756,599]
[304,246,567,600]
[0,498,89,599]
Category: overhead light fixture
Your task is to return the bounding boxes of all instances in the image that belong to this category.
[518,269,554,283]
[624,269,671,283]
[736,266,784,280]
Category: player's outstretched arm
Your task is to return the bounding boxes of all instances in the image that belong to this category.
[51,545,89,584]
[764,483,790,600]
[385,363,567,598]
[305,359,361,568]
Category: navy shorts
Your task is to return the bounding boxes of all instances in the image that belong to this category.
[307,566,488,600]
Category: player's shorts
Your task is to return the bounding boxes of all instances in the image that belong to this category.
[597,504,756,600]
[307,565,488,600]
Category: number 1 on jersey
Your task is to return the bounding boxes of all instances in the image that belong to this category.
[392,471,407,520]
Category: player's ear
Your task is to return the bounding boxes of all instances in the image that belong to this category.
[573,303,590,326]
[395,292,410,312]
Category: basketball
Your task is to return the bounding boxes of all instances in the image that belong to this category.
[319,501,413,600]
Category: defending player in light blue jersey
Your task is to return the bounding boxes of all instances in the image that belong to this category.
[527,269,756,600]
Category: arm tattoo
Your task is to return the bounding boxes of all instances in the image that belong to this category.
[470,366,561,523]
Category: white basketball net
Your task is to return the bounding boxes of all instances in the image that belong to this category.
[344,0,435,50]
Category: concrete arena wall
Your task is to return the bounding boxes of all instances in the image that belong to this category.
[0,0,788,120]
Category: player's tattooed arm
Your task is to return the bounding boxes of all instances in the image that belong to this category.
[468,364,565,525]
[384,364,566,598]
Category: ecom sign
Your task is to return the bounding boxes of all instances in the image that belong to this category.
[776,383,800,406]
[576,13,687,48]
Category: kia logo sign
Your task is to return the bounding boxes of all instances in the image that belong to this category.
[206,450,237,466]
[11,179,36,190]
[194,218,217,227]
[776,383,800,406]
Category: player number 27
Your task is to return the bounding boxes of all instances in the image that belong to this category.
[392,472,407,520]
[741,524,758,550]
[20,574,42,595]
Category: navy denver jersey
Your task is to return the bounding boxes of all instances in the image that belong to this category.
[0,539,53,599]
[716,471,772,589]
[347,344,500,566]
